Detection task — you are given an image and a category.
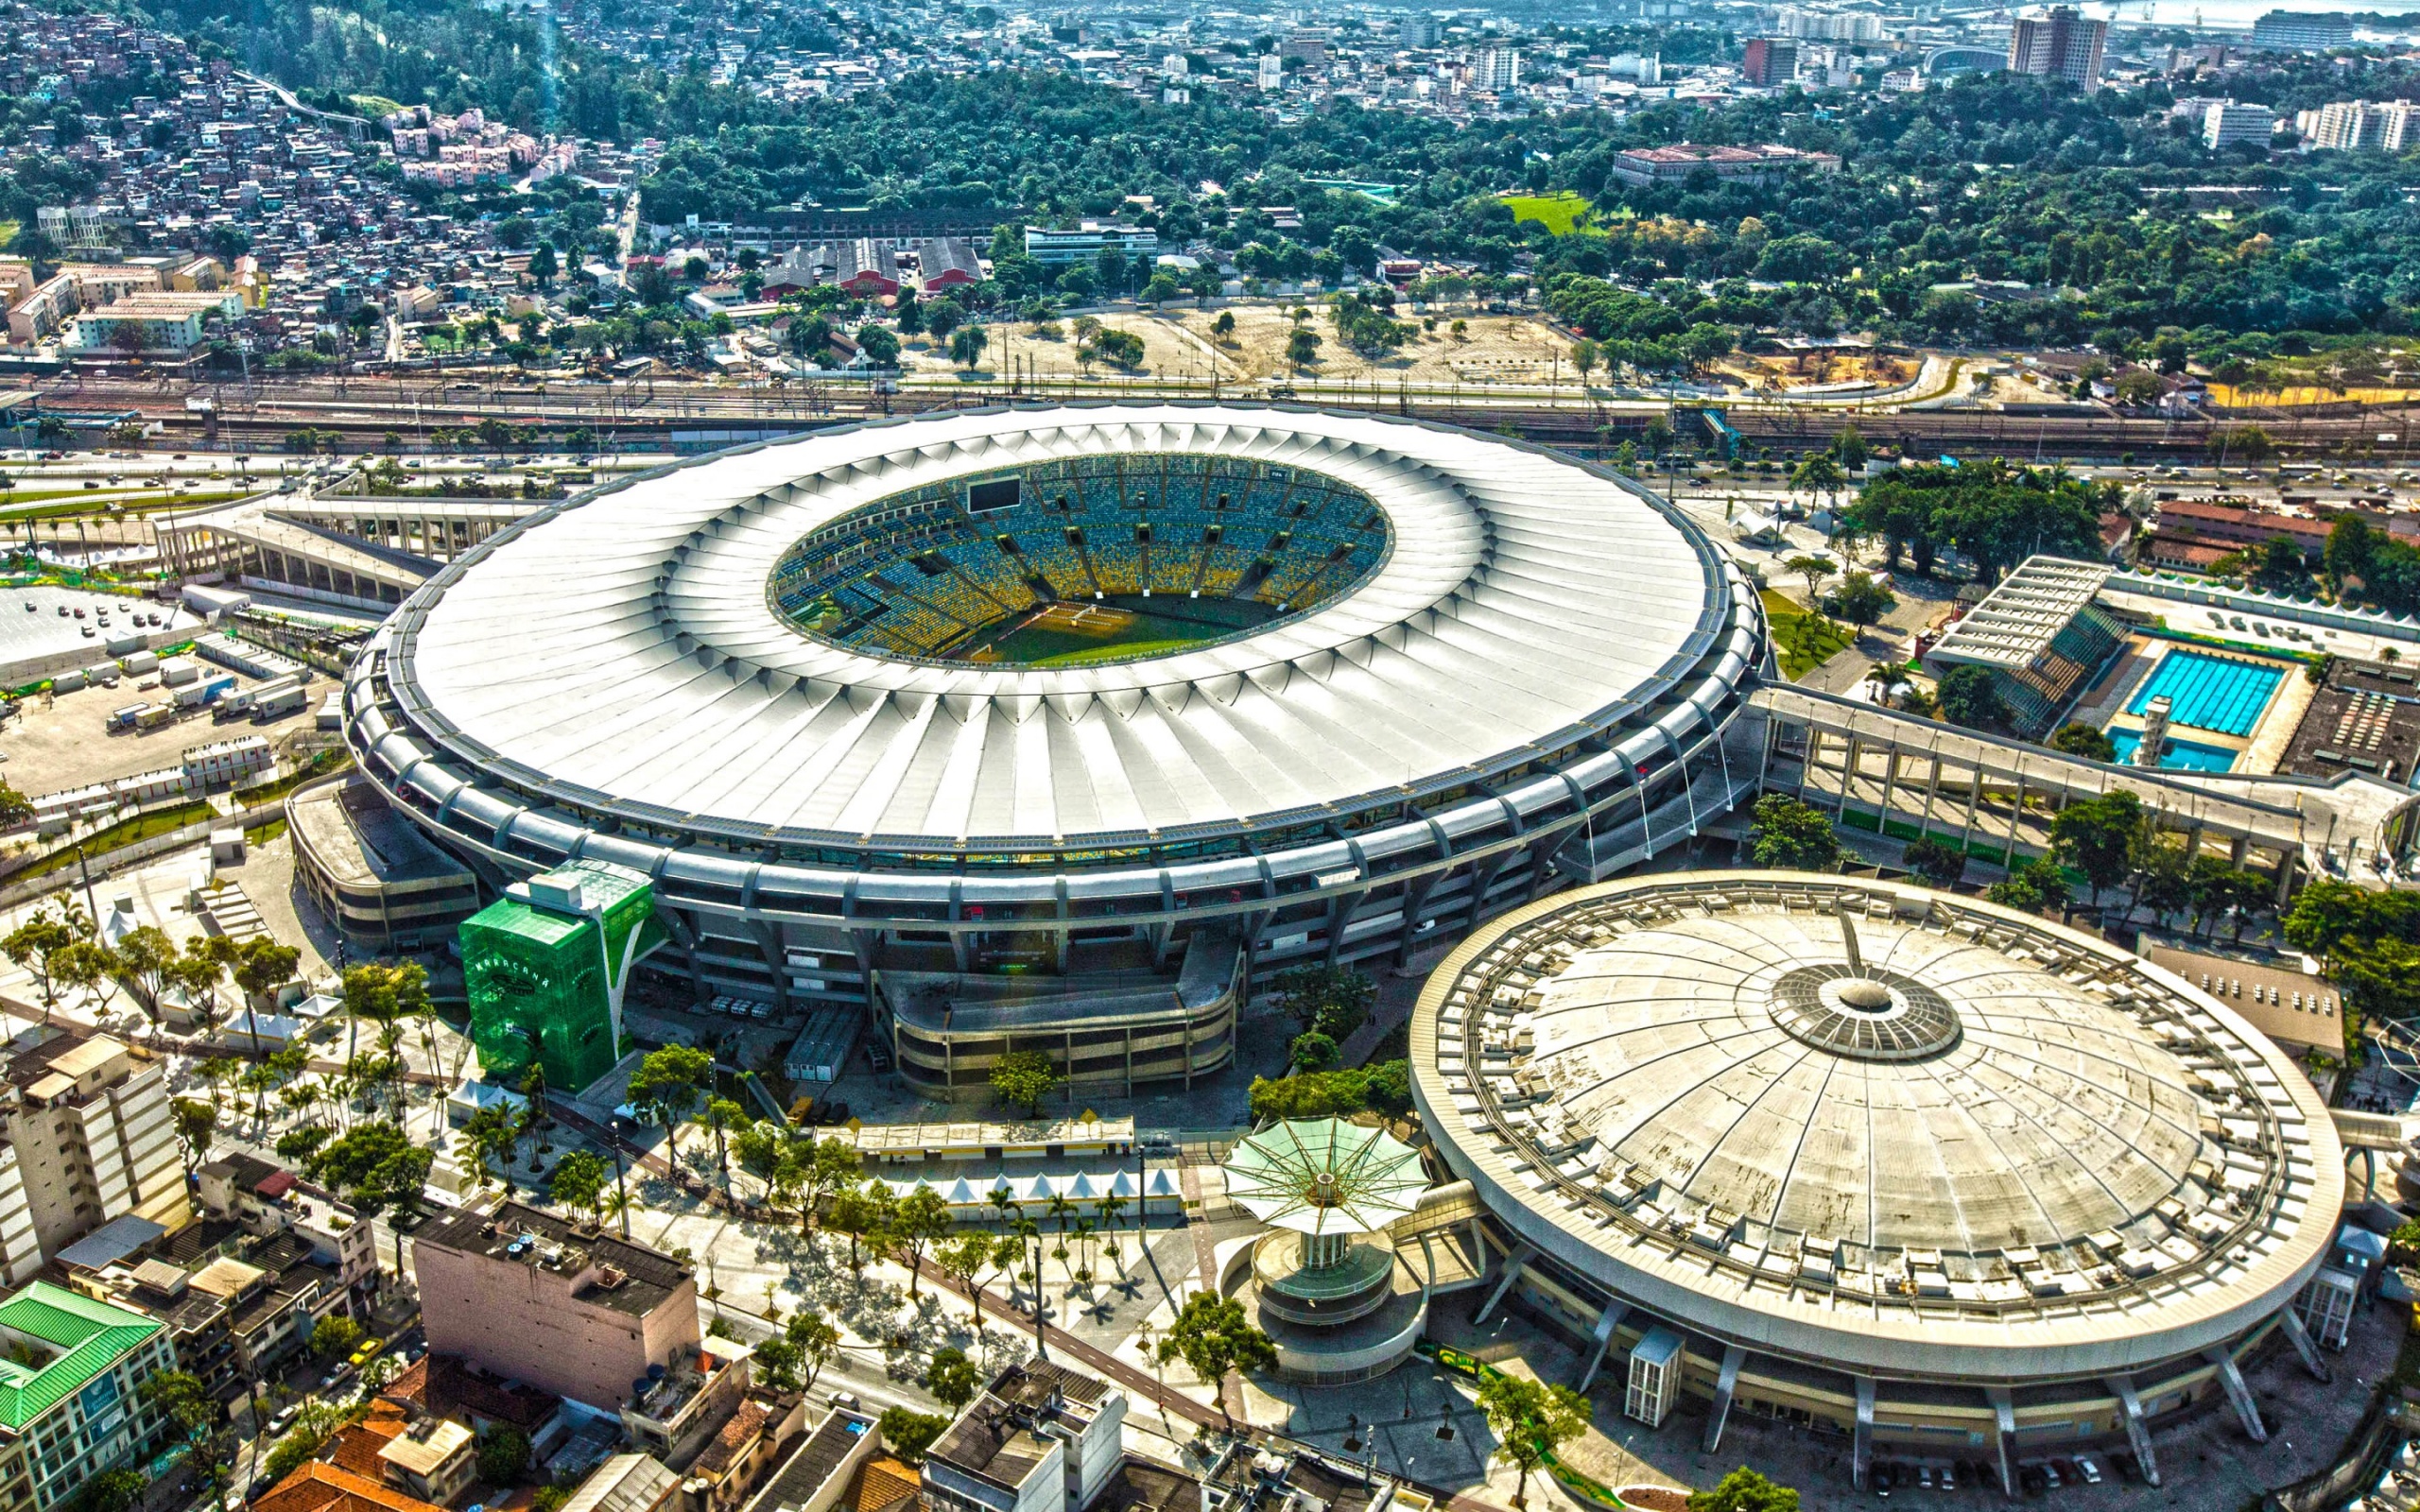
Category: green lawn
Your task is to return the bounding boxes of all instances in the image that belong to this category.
[1502,192,1592,235]
[1762,590,1853,679]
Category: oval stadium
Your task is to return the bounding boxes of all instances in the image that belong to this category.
[1409,871,2343,1491]
[343,404,1763,1100]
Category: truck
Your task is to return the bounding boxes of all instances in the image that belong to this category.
[251,683,309,721]
[110,704,148,730]
[137,705,176,731]
[214,673,300,721]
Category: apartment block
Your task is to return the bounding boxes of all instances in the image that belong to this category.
[1741,38,1800,87]
[0,1282,178,1512]
[409,1201,700,1413]
[2009,7,2106,87]
[924,1362,1126,1512]
[2204,100,2276,150]
[0,1032,187,1285]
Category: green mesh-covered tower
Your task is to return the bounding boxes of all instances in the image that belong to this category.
[461,859,666,1093]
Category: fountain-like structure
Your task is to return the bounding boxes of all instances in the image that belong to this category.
[1221,1117,1430,1385]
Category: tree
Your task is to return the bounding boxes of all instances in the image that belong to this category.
[827,1180,895,1269]
[1285,326,1321,369]
[1156,1292,1276,1426]
[2133,836,2194,925]
[924,1347,983,1411]
[310,1314,363,1362]
[1288,1031,1340,1072]
[463,1103,522,1190]
[548,1149,611,1220]
[3,908,82,1013]
[924,300,963,342]
[786,1311,841,1393]
[752,1332,804,1392]
[888,1186,955,1298]
[172,1097,217,1177]
[2049,789,2145,904]
[51,939,117,1018]
[949,323,987,369]
[234,937,302,1059]
[627,1043,713,1144]
[1789,455,1845,516]
[1825,571,1895,632]
[1271,966,1375,1040]
[70,1469,145,1512]
[1783,555,1836,610]
[142,1369,224,1493]
[1475,1373,1590,1508]
[1988,856,2072,916]
[1748,794,1838,871]
[2049,722,2117,763]
[527,243,560,286]
[1933,665,2006,730]
[1902,836,1967,889]
[856,325,901,367]
[310,1123,436,1274]
[878,1407,951,1464]
[1687,1468,1801,1512]
[935,1231,998,1328]
[990,1050,1061,1116]
[1212,311,1236,341]
[1829,424,1869,474]
[475,1426,531,1486]
[701,1096,746,1192]
[110,926,179,1021]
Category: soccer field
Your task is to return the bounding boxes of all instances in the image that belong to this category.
[957,595,1278,666]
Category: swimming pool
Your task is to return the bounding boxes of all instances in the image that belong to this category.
[2107,730,2240,772]
[2124,648,2286,736]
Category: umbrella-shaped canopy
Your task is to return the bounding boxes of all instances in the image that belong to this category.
[1224,1118,1427,1238]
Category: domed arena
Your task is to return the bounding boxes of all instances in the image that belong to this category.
[344,404,1761,1100]
[1410,871,2342,1493]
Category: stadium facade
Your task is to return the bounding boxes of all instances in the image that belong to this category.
[342,404,1763,1100]
[1410,871,2343,1491]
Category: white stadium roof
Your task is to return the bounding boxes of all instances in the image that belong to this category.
[385,404,1726,850]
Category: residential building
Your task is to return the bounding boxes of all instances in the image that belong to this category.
[1397,17,1435,47]
[196,1152,381,1295]
[2307,98,2417,151]
[1740,38,1800,87]
[924,1362,1126,1512]
[61,290,242,354]
[0,1030,187,1285]
[255,1461,446,1512]
[409,1201,701,1414]
[1022,224,1159,266]
[1277,27,1331,63]
[2204,100,2275,150]
[1474,46,1520,93]
[742,1409,882,1512]
[1775,7,1886,41]
[379,1353,565,1446]
[1603,142,1842,187]
[2251,9,2352,49]
[562,1454,683,1512]
[0,1281,178,1512]
[2009,6,2106,87]
[620,1337,756,1468]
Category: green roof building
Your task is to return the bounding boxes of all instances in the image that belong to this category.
[0,1280,175,1512]
[462,860,666,1095]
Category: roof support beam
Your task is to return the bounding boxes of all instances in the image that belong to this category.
[1986,1386,2017,1498]
[2204,1346,2266,1443]
[2102,1374,2160,1487]
[1851,1377,1876,1491]
[1575,1302,1630,1393]
[1473,1245,1534,1324]
[1701,1344,1746,1453]
[2277,1303,2331,1382]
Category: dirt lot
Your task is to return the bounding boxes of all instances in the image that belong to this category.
[896,306,1598,392]
[2,673,321,799]
[1717,350,1920,394]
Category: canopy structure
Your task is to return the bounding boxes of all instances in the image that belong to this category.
[1225,1118,1428,1239]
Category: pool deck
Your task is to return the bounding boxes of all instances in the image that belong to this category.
[2082,635,2308,777]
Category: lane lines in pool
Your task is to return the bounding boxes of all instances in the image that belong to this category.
[2124,648,2285,737]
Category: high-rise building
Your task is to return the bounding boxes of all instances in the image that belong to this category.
[0,1030,187,1285]
[1741,37,1801,86]
[1776,8,1885,41]
[1476,45,1521,92]
[2204,99,2275,150]
[2307,97,2417,150]
[2250,9,2352,50]
[2009,6,2107,87]
[1398,16,1436,47]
